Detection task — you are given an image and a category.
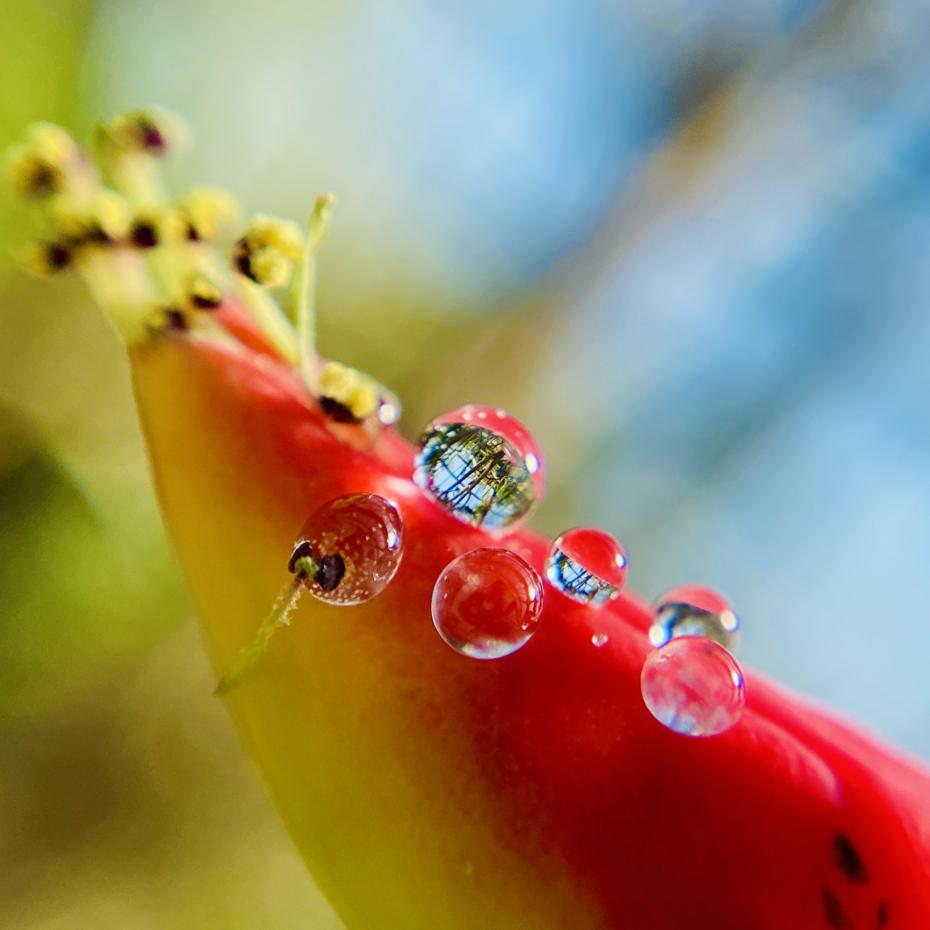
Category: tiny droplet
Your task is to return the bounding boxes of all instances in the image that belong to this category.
[591,632,610,648]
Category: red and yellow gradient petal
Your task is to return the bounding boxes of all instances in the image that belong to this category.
[132,331,930,930]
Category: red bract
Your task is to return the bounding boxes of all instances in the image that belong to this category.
[133,329,930,929]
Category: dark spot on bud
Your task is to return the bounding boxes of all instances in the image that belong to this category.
[131,222,158,249]
[319,396,362,424]
[45,242,71,270]
[821,887,850,929]
[833,834,868,885]
[191,291,221,310]
[288,540,314,574]
[186,223,201,242]
[138,120,167,154]
[29,164,58,197]
[164,308,188,331]
[86,226,114,245]
[233,238,253,279]
[315,554,346,592]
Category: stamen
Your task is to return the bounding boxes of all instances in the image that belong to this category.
[245,215,303,259]
[186,275,222,310]
[51,190,132,244]
[318,361,379,422]
[5,123,91,198]
[7,108,402,424]
[233,215,305,287]
[130,218,160,249]
[151,306,189,332]
[179,188,239,241]
[21,241,72,277]
[100,107,187,158]
[97,109,185,208]
[247,246,293,288]
[228,213,308,359]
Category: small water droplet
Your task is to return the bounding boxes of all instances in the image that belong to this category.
[591,631,609,648]
[291,493,404,605]
[640,638,745,737]
[432,548,543,659]
[414,405,543,531]
[377,391,401,426]
[546,527,627,606]
[648,585,740,650]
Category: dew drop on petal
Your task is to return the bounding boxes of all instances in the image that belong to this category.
[290,493,404,605]
[545,527,627,606]
[640,638,746,737]
[431,547,543,659]
[414,405,544,532]
[591,631,610,648]
[648,584,740,650]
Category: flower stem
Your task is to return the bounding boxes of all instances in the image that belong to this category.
[290,193,335,393]
[214,575,305,696]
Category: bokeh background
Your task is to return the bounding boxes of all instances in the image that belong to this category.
[2,1,929,927]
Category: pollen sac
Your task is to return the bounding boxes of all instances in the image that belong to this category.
[414,405,544,532]
[545,527,627,607]
[648,585,740,651]
[431,548,543,659]
[289,493,403,605]
[641,638,746,737]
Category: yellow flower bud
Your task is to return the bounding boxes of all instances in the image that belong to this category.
[186,275,223,310]
[5,123,84,198]
[20,240,71,277]
[248,247,293,288]
[319,361,380,421]
[246,214,304,260]
[180,187,240,240]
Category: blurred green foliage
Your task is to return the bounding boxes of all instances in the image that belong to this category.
[0,4,341,928]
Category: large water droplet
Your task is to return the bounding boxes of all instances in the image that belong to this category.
[545,527,627,606]
[290,493,404,605]
[640,638,746,737]
[648,585,740,650]
[414,405,543,531]
[432,547,543,659]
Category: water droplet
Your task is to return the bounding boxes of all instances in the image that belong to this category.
[376,390,401,426]
[648,585,740,650]
[414,405,544,531]
[290,493,404,605]
[432,548,543,659]
[591,631,609,648]
[545,527,627,606]
[640,638,745,737]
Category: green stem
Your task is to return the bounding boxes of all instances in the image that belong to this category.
[290,194,335,393]
[214,576,304,695]
[234,276,300,364]
[109,150,165,208]
[77,248,158,345]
